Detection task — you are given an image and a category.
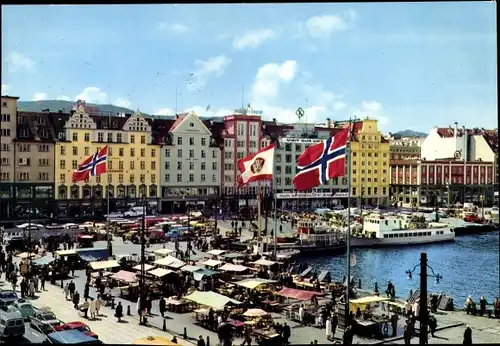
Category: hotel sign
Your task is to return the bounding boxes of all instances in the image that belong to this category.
[280,138,325,144]
[234,108,263,115]
[277,192,348,199]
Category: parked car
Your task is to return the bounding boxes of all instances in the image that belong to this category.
[30,308,61,334]
[12,299,36,321]
[54,321,98,339]
[0,290,19,307]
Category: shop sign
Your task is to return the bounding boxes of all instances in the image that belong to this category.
[277,192,349,199]
[280,138,325,144]
[233,108,263,115]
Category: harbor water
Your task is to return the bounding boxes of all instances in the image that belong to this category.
[307,231,500,305]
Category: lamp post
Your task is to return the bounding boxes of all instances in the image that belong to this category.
[28,198,32,271]
[480,194,485,219]
[183,192,191,262]
[405,253,443,345]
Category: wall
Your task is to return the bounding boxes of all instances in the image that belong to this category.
[469,135,495,162]
[0,96,18,182]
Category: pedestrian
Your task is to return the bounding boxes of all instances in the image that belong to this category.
[197,335,206,346]
[171,336,178,344]
[283,322,291,345]
[331,313,338,338]
[403,325,411,345]
[463,325,472,344]
[89,299,96,319]
[429,315,437,337]
[82,298,90,319]
[84,282,90,299]
[159,297,166,317]
[68,280,75,299]
[115,302,123,322]
[391,313,399,337]
[64,283,70,300]
[299,304,305,325]
[95,295,102,316]
[325,316,332,339]
[73,291,80,309]
[40,274,45,291]
[29,279,35,297]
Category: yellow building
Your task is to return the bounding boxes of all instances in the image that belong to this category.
[349,119,390,205]
[54,103,161,216]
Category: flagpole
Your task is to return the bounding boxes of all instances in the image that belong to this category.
[345,118,352,328]
[106,111,111,253]
[272,140,279,257]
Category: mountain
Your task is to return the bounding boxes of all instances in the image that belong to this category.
[17,100,142,116]
[392,129,427,138]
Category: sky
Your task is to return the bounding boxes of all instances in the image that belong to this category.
[1,3,497,132]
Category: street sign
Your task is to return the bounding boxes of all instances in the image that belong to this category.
[296,107,304,119]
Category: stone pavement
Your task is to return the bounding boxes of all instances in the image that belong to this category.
[25,279,191,345]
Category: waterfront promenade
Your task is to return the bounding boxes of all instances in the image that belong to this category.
[14,236,498,344]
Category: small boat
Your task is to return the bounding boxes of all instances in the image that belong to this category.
[347,213,455,248]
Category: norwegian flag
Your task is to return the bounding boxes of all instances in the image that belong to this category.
[72,145,108,182]
[292,128,349,191]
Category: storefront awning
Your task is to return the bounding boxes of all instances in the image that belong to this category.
[110,270,137,283]
[90,260,120,270]
[233,278,276,290]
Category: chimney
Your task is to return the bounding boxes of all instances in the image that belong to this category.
[272,118,277,123]
[463,125,467,162]
[454,122,458,137]
[326,118,331,128]
[176,114,179,119]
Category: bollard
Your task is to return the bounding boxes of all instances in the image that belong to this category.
[206,336,210,346]
[127,305,131,316]
[60,280,64,288]
[183,327,187,339]
[374,282,379,294]
[162,318,166,331]
[111,299,115,310]
[358,278,362,289]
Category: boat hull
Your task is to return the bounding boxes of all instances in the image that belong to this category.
[275,242,346,256]
[349,234,456,248]
[453,224,498,235]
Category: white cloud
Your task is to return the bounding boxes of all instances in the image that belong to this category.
[302,10,358,39]
[115,98,131,108]
[33,92,48,101]
[157,22,188,34]
[251,60,298,103]
[57,96,71,101]
[185,106,234,118]
[75,87,108,104]
[187,55,231,89]
[1,84,9,95]
[354,100,389,126]
[6,52,36,72]
[233,29,276,50]
[155,108,174,116]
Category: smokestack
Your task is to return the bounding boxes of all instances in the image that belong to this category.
[326,118,331,128]
[454,122,458,137]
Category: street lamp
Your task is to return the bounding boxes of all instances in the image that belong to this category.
[405,253,442,345]
[139,194,146,325]
[480,194,485,219]
[183,191,191,262]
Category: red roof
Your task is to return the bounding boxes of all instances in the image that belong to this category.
[169,114,188,131]
[277,287,324,301]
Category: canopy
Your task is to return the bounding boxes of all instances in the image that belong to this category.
[153,248,175,257]
[234,278,276,290]
[148,268,174,277]
[133,336,177,345]
[276,287,324,301]
[350,296,390,305]
[16,252,39,259]
[167,260,186,269]
[90,260,120,270]
[154,255,184,267]
[299,267,313,277]
[207,249,226,256]
[181,265,203,273]
[47,330,103,344]
[110,270,137,283]
[203,259,223,267]
[54,249,77,257]
[317,270,331,282]
[184,290,241,310]
[78,248,110,262]
[243,308,269,317]
[193,268,218,281]
[223,253,246,259]
[219,263,249,272]
[32,256,54,266]
[132,264,155,272]
[253,259,277,267]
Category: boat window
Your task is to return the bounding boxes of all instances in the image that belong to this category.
[427,232,431,236]
[384,235,388,238]
[385,220,388,225]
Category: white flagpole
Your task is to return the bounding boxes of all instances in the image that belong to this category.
[272,140,279,256]
[106,111,111,245]
[345,119,352,326]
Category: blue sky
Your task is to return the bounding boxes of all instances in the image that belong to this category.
[1,3,497,132]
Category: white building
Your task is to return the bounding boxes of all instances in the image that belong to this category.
[421,123,496,162]
[160,111,221,213]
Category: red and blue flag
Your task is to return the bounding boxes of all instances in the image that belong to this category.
[72,145,108,182]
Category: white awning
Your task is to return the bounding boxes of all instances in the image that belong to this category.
[203,259,223,267]
[90,260,120,270]
[148,268,174,277]
[207,249,226,256]
[154,248,175,256]
[253,259,277,266]
[132,264,155,272]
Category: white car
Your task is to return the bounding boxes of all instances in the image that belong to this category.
[105,212,124,219]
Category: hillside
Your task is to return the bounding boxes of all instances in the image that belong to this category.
[392,129,427,138]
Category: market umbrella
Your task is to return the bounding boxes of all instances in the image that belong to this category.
[243,308,269,318]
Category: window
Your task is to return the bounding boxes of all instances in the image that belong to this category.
[201,174,206,182]
[107,133,113,142]
[130,148,135,157]
[141,148,145,157]
[189,137,195,145]
[59,160,66,169]
[130,161,135,169]
[130,135,135,143]
[72,133,78,141]
[177,136,182,145]
[189,150,194,158]
[177,162,182,170]
[177,174,182,182]
[189,174,194,182]
[165,149,170,157]
[140,174,145,183]
[212,174,217,182]
[84,133,90,141]
[130,174,135,183]
[98,132,104,142]
[201,150,206,158]
[190,162,195,170]
[141,135,146,144]
[60,173,65,182]
[201,162,206,170]
[84,147,89,156]
[117,133,122,143]
[165,162,170,170]
[119,174,124,183]
[177,149,182,157]
[151,149,156,157]
[140,161,145,170]
[201,138,206,146]
[119,148,124,156]
[72,147,78,155]
[72,160,78,169]
[119,161,124,170]
[151,161,156,170]
[164,174,170,182]
[212,162,217,170]
[151,174,156,182]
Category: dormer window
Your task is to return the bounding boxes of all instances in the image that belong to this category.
[58,132,65,140]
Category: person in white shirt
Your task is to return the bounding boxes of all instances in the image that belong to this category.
[413,299,420,318]
[299,305,305,325]
[325,317,333,339]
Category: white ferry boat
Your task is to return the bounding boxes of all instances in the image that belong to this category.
[348,213,455,248]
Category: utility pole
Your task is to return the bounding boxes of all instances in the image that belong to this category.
[419,252,429,345]
[139,195,146,325]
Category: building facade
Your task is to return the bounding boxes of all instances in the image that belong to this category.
[349,119,391,206]
[390,159,497,207]
[159,111,222,213]
[389,136,424,160]
[54,103,161,217]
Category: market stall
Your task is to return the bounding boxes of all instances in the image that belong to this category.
[349,295,392,338]
[278,288,324,324]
